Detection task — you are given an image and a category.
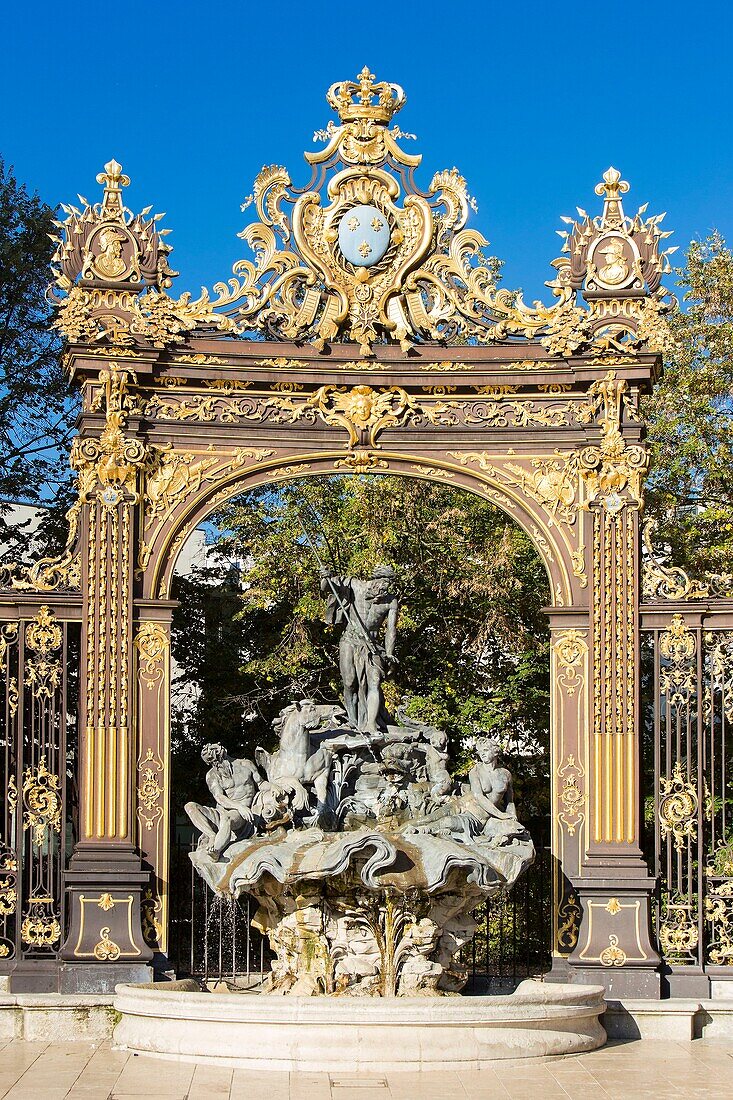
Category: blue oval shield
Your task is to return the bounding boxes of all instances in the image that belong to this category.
[337,204,391,268]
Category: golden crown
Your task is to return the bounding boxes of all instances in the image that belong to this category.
[326,66,406,124]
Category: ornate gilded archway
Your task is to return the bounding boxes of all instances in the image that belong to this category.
[1,67,680,993]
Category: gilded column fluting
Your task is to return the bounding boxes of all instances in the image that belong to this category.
[589,501,638,850]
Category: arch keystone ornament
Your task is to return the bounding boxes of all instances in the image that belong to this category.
[15,66,684,994]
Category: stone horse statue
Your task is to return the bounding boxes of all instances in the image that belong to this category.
[255,699,344,826]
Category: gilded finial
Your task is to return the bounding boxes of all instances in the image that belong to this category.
[96,159,131,192]
[595,167,630,231]
[326,67,406,124]
[96,159,131,221]
[595,167,630,201]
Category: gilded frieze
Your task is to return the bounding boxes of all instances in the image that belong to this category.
[143,386,599,446]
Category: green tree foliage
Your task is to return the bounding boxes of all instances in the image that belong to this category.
[0,158,78,556]
[171,476,551,813]
[644,232,733,577]
[169,565,252,815]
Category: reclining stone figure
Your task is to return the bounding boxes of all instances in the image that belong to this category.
[184,742,263,857]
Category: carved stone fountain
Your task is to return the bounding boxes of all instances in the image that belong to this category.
[114,565,605,1066]
[186,565,534,996]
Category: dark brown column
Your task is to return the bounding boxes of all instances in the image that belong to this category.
[545,611,590,983]
[133,603,174,962]
[60,373,153,992]
[565,378,661,995]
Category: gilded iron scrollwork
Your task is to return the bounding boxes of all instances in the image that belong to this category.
[705,879,733,966]
[0,878,17,917]
[21,758,62,847]
[599,934,627,967]
[705,631,733,724]
[141,888,163,949]
[93,927,122,961]
[50,158,229,347]
[658,762,698,852]
[703,842,733,967]
[136,748,164,832]
[24,606,63,701]
[0,624,18,672]
[578,370,647,512]
[554,166,676,352]
[556,890,581,954]
[641,519,718,600]
[554,631,587,696]
[134,623,169,691]
[335,452,389,474]
[658,895,699,963]
[659,615,697,712]
[557,755,586,837]
[20,892,61,948]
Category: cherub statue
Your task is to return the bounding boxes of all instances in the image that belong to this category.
[403,736,527,848]
[184,743,262,857]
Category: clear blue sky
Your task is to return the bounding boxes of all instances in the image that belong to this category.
[3,0,732,304]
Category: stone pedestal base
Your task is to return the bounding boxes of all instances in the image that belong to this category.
[568,878,660,998]
[61,845,153,992]
[60,962,151,995]
[569,965,660,999]
[663,967,710,1000]
[8,960,61,994]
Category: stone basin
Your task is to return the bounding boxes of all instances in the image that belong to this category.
[113,979,606,1070]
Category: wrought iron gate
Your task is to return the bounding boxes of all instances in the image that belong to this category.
[641,543,733,994]
[0,605,80,982]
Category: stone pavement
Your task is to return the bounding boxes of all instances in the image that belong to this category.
[0,1037,731,1098]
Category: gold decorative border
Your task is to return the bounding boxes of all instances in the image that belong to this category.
[72,893,142,958]
[577,899,649,963]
